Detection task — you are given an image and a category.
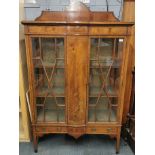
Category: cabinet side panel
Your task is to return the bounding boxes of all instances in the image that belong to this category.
[67,36,88,125]
[25,36,36,123]
[117,35,132,124]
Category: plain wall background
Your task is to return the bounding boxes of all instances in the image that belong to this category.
[24,0,123,20]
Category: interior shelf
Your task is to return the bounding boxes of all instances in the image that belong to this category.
[36,98,65,122]
[89,95,118,98]
[88,99,117,122]
[37,109,65,122]
[90,59,121,69]
[89,86,118,97]
[34,59,65,69]
[88,108,117,122]
[35,87,65,97]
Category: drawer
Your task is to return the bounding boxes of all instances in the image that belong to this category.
[67,26,88,35]
[36,126,67,133]
[67,126,85,133]
[86,126,117,134]
[89,27,128,36]
[26,26,66,35]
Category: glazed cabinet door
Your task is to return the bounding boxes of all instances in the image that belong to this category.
[88,37,125,123]
[30,37,66,123]
[67,36,88,125]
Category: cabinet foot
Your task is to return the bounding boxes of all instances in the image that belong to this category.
[33,134,38,153]
[34,149,38,153]
[116,130,121,154]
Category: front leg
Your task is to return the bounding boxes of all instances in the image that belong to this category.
[33,133,38,153]
[116,128,121,154]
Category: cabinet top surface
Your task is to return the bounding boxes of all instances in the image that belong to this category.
[21,2,134,26]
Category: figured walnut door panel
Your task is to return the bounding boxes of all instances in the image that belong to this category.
[67,36,88,125]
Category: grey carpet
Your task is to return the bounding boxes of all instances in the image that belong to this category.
[19,134,134,155]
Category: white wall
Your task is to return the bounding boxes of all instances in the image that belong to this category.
[24,0,123,20]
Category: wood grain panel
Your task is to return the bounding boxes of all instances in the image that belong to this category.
[122,29,134,124]
[26,26,66,35]
[67,126,85,139]
[86,126,117,134]
[67,26,88,35]
[36,126,67,133]
[67,36,88,125]
[89,27,128,36]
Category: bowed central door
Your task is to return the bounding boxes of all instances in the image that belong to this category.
[67,36,88,138]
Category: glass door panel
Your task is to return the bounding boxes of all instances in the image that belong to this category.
[31,37,65,123]
[88,38,124,122]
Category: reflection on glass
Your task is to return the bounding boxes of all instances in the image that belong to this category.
[32,37,65,122]
[88,38,124,122]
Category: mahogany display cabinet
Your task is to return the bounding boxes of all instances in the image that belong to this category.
[22,2,134,153]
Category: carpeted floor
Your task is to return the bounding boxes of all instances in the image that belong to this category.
[19,134,134,155]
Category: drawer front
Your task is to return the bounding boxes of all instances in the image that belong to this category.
[35,126,67,133]
[89,27,127,36]
[26,26,66,35]
[86,126,117,134]
[67,26,88,35]
[68,126,85,133]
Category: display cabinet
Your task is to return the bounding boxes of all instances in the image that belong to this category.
[22,2,134,153]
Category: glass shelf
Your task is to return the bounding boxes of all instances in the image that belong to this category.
[90,59,121,68]
[36,97,65,122]
[37,109,65,122]
[33,57,65,69]
[89,86,118,97]
[35,87,65,97]
[88,109,117,122]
